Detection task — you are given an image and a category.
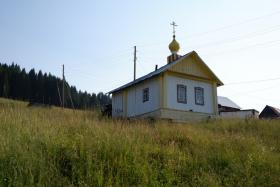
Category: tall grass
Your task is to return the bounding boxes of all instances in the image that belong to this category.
[0,98,280,186]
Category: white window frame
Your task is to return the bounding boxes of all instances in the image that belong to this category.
[195,87,204,105]
[177,84,187,104]
[143,88,149,102]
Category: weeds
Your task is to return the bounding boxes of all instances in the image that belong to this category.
[0,98,280,186]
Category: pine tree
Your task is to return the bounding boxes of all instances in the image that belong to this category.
[0,63,111,109]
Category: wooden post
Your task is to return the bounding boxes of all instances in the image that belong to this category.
[62,64,65,109]
[134,46,136,81]
[57,81,62,106]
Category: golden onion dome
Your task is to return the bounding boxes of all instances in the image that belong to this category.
[168,35,180,53]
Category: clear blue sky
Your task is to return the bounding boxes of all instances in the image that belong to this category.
[1,0,280,111]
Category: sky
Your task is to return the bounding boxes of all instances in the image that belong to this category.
[1,0,280,111]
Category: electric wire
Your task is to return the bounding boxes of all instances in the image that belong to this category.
[202,39,280,57]
[192,24,280,49]
[225,76,280,86]
[188,10,280,37]
[137,10,280,48]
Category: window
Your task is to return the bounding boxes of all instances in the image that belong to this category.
[195,87,204,105]
[143,88,149,102]
[177,84,187,103]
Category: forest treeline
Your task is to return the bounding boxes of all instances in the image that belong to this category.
[0,63,111,109]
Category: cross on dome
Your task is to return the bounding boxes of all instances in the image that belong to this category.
[170,21,178,36]
[168,21,180,54]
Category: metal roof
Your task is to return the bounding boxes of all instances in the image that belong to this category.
[108,51,193,94]
[218,96,241,109]
[109,51,223,94]
[266,105,280,116]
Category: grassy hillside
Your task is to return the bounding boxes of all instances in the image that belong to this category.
[0,98,279,186]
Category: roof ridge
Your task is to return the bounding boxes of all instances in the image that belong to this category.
[267,105,280,115]
[108,51,222,94]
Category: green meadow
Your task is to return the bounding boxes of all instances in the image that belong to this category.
[0,98,279,186]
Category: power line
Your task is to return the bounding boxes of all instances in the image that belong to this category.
[188,9,280,37]
[203,38,280,57]
[69,50,132,67]
[61,10,280,71]
[219,86,280,110]
[140,24,280,53]
[225,76,280,86]
[137,10,280,48]
[192,24,280,49]
[137,37,280,68]
[57,9,280,70]
[59,10,280,96]
[66,66,133,91]
[137,39,280,68]
[67,67,131,84]
[221,87,280,104]
[136,24,280,64]
[231,85,279,96]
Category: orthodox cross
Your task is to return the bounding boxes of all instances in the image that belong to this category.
[170,21,178,36]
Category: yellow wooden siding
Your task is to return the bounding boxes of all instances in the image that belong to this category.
[169,54,213,80]
[165,71,213,85]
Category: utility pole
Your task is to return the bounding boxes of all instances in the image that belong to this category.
[133,46,137,111]
[62,64,65,109]
[57,81,62,107]
[134,46,137,81]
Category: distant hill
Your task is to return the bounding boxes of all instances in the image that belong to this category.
[0,63,111,109]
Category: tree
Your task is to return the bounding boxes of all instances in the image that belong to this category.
[0,63,111,109]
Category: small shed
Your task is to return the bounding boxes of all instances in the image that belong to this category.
[259,105,280,119]
[218,96,241,112]
[218,96,259,119]
[219,109,259,119]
